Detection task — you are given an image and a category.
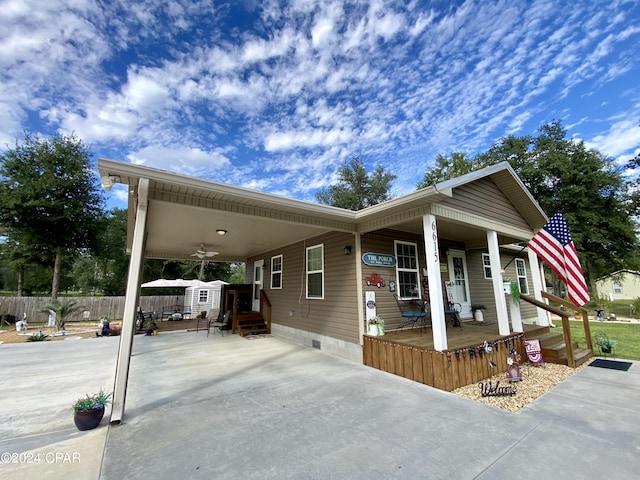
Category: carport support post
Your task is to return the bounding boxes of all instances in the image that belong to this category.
[111,178,149,425]
[423,215,447,351]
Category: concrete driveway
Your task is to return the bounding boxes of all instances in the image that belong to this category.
[1,331,639,479]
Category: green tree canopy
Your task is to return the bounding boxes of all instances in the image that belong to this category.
[0,133,105,298]
[419,121,639,295]
[316,156,397,210]
[416,152,478,188]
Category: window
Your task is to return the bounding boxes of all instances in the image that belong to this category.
[197,289,209,304]
[482,254,492,279]
[515,259,529,294]
[271,255,283,289]
[306,244,324,299]
[395,240,420,298]
[613,282,622,294]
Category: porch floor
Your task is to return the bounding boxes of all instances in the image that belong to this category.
[386,321,547,351]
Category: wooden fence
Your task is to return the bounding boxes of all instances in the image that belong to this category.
[363,333,526,392]
[0,296,185,323]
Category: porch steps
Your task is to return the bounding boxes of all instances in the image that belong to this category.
[525,330,593,367]
[236,312,268,337]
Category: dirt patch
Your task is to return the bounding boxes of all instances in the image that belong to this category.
[452,361,589,412]
[0,322,122,344]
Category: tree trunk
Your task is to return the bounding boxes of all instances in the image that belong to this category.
[17,265,24,297]
[51,246,63,300]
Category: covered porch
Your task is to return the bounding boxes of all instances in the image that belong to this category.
[363,323,546,391]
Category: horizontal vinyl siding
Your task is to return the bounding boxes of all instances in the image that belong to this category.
[467,250,539,323]
[439,178,531,231]
[249,231,360,344]
[361,230,428,331]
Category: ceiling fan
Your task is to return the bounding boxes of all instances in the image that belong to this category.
[191,245,219,259]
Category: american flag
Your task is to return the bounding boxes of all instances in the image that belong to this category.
[528,212,590,307]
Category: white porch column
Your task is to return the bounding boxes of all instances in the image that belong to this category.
[528,248,550,326]
[110,178,149,425]
[423,215,447,351]
[487,230,510,335]
[355,233,365,343]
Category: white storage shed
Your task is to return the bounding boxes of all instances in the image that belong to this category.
[184,280,228,318]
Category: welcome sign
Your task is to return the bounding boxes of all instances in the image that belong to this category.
[362,252,397,267]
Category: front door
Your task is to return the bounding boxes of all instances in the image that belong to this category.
[447,249,472,318]
[252,260,264,311]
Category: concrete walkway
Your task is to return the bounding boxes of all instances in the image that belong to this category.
[1,331,639,479]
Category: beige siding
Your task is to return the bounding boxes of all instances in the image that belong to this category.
[248,231,360,343]
[466,249,539,323]
[439,178,531,231]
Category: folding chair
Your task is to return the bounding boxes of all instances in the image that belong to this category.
[210,310,232,337]
[394,295,430,332]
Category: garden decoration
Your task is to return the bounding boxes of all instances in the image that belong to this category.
[72,389,112,431]
[484,341,497,368]
[505,348,522,382]
[367,316,385,336]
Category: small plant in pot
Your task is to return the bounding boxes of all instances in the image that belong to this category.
[72,389,112,431]
[595,333,617,354]
[143,318,157,336]
[367,316,385,336]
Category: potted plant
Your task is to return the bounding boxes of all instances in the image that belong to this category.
[143,317,157,336]
[72,389,112,431]
[367,316,385,336]
[503,279,520,304]
[595,333,617,354]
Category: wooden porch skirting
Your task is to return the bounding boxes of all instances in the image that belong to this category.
[363,332,526,392]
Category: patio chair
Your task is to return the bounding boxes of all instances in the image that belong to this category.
[210,310,232,337]
[394,295,429,332]
[444,302,462,329]
[195,311,209,334]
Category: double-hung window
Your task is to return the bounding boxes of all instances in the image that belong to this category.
[306,244,324,299]
[198,289,209,304]
[395,240,420,299]
[482,253,492,279]
[515,258,529,294]
[271,255,283,289]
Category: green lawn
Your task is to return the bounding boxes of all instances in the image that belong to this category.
[551,320,640,361]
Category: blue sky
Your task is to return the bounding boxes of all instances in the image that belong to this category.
[1,0,639,208]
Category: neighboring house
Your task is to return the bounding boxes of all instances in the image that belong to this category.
[98,159,550,423]
[595,270,640,301]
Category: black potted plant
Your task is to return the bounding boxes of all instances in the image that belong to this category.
[72,389,112,431]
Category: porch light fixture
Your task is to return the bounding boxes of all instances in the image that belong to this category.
[216,229,227,236]
[100,175,120,192]
[344,245,352,255]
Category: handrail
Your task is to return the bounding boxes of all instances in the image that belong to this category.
[259,290,272,334]
[520,293,576,368]
[540,291,592,351]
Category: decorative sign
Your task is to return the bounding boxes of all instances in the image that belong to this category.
[478,380,517,397]
[362,252,397,267]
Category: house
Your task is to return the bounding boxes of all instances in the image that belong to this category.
[595,270,640,301]
[98,159,554,423]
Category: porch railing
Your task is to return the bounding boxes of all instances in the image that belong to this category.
[259,290,272,334]
[519,292,592,368]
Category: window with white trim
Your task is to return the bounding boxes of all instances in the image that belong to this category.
[271,255,283,289]
[482,254,492,279]
[198,289,209,304]
[306,244,324,299]
[515,258,529,294]
[613,282,622,294]
[395,240,420,299]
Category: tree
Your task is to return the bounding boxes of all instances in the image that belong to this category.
[42,298,83,331]
[420,121,640,295]
[316,156,397,210]
[0,133,105,299]
[416,152,478,188]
